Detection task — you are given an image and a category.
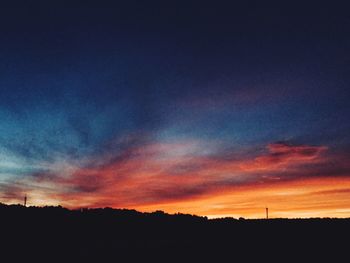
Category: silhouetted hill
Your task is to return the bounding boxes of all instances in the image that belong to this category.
[1,203,349,262]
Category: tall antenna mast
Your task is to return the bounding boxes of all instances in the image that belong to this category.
[266,207,269,219]
[24,194,27,207]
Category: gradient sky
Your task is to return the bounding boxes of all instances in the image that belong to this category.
[1,1,350,218]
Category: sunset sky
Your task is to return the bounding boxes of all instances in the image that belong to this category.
[0,1,349,218]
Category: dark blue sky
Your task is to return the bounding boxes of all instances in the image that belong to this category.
[0,1,350,216]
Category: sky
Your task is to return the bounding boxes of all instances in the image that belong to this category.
[0,1,350,218]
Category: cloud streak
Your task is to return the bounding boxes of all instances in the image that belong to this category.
[239,142,327,172]
[3,138,347,218]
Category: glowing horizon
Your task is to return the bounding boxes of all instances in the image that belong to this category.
[3,176,350,219]
[1,140,349,219]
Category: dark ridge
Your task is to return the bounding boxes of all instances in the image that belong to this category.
[1,203,349,262]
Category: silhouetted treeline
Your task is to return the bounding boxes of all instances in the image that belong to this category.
[1,203,349,262]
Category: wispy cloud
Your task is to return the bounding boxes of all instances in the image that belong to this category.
[2,135,349,218]
[239,142,327,172]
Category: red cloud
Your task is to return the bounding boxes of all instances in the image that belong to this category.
[35,141,329,209]
[239,142,327,172]
[3,140,348,219]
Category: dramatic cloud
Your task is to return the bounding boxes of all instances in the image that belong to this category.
[239,142,328,172]
[1,1,350,218]
[3,137,347,219]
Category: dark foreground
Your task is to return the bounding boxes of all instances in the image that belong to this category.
[1,203,349,262]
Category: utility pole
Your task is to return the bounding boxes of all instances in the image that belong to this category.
[266,207,269,219]
[24,194,27,207]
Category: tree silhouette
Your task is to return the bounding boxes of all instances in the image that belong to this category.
[0,202,348,262]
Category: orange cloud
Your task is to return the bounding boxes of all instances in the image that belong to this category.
[3,140,349,218]
[134,176,350,219]
[46,142,328,205]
